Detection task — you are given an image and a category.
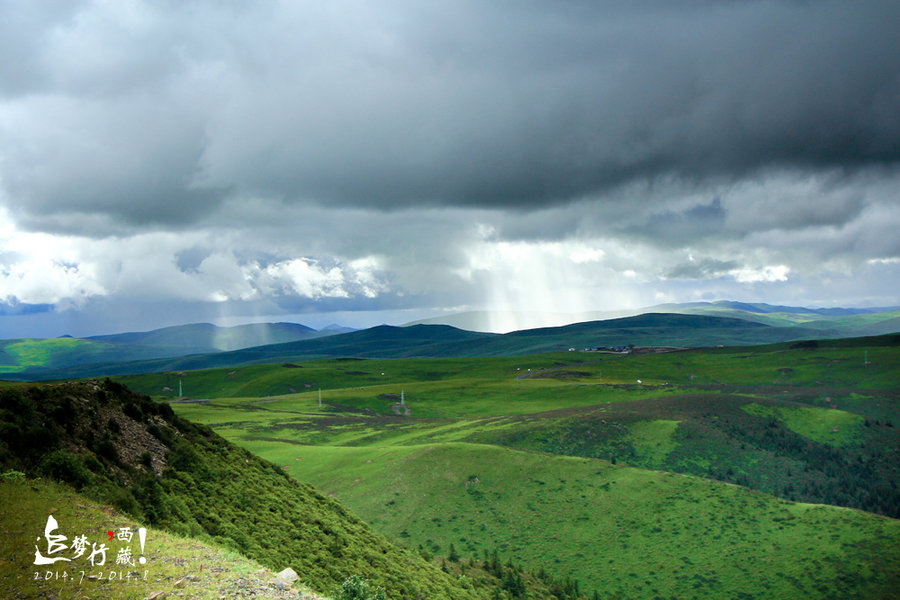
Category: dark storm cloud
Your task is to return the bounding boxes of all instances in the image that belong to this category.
[196,0,900,211]
[625,197,727,245]
[0,301,54,317]
[2,0,899,232]
[0,0,86,95]
[174,246,213,273]
[1,0,898,337]
[666,258,739,280]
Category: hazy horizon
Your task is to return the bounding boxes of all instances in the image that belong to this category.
[3,299,899,340]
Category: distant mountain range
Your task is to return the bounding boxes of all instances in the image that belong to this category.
[404,301,900,333]
[2,302,898,381]
[662,300,899,317]
[88,321,333,352]
[0,321,341,379]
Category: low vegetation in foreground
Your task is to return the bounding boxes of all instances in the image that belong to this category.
[0,473,325,600]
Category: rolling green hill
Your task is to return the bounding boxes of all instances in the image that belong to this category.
[0,337,192,375]
[667,302,900,336]
[107,332,900,402]
[9,312,861,381]
[147,334,900,599]
[2,324,495,380]
[0,322,339,380]
[407,302,900,337]
[5,318,899,598]
[5,304,898,382]
[0,380,528,600]
[275,442,900,600]
[89,321,330,351]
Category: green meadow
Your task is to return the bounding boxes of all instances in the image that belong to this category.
[0,337,208,376]
[121,340,900,401]
[741,402,865,447]
[0,338,102,373]
[270,442,899,600]
[124,338,900,599]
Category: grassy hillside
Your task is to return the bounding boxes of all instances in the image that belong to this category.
[408,302,900,338]
[273,442,900,600]
[487,392,900,517]
[645,303,900,340]
[0,322,337,380]
[117,333,900,406]
[13,312,873,380]
[0,337,188,375]
[89,321,330,351]
[7,307,899,381]
[0,474,325,599]
[1,474,583,600]
[0,380,527,600]
[150,335,900,598]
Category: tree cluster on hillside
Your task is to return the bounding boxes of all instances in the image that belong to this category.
[417,545,596,600]
[494,390,900,519]
[695,407,900,517]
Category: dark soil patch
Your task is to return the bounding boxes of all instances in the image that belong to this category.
[532,370,592,379]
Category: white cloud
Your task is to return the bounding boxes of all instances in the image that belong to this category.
[196,253,257,302]
[0,205,392,312]
[348,256,388,299]
[260,258,348,300]
[569,246,605,264]
[730,264,790,284]
[0,257,105,306]
[0,209,106,305]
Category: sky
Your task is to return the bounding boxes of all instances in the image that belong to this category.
[1,0,899,337]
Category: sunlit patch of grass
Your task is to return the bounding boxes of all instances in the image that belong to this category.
[0,338,103,373]
[741,402,865,447]
[629,419,680,467]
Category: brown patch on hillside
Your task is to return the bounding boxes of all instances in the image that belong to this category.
[532,370,592,379]
[53,383,172,483]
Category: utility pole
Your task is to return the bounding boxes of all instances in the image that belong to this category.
[179,379,182,398]
[318,389,322,408]
[401,390,405,406]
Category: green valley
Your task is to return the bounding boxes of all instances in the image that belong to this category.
[118,334,900,599]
